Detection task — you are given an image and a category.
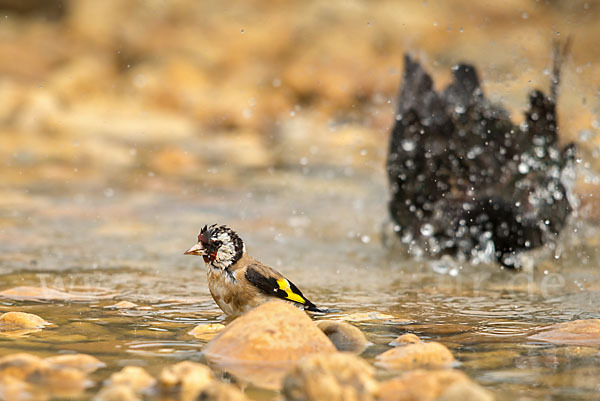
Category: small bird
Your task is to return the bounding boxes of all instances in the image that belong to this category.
[184,224,322,317]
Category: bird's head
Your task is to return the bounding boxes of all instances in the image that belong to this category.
[184,224,245,270]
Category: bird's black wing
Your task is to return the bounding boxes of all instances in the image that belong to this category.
[245,265,321,312]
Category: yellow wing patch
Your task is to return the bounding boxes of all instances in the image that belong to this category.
[276,278,306,304]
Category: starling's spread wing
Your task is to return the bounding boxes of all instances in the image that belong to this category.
[245,264,320,311]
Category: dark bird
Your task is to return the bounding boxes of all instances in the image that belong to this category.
[386,49,576,267]
[184,224,322,316]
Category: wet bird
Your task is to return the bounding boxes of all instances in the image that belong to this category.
[184,224,322,317]
[386,46,576,267]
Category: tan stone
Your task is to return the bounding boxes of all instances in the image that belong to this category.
[0,312,49,329]
[375,341,455,370]
[203,301,336,389]
[194,382,249,401]
[390,334,422,346]
[104,301,138,310]
[0,353,90,397]
[529,319,600,346]
[436,381,495,401]
[316,321,369,354]
[283,353,377,401]
[0,353,46,382]
[188,323,226,341]
[109,366,156,393]
[94,384,140,401]
[159,361,214,401]
[45,353,105,374]
[0,286,116,302]
[376,370,487,401]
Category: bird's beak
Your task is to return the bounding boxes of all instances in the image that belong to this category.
[184,243,206,256]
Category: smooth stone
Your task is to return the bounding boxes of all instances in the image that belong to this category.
[376,369,493,401]
[188,323,225,341]
[203,301,336,389]
[159,361,214,401]
[0,353,91,397]
[0,312,49,329]
[0,286,117,302]
[109,366,156,393]
[316,321,369,354]
[194,382,249,401]
[375,340,456,370]
[94,385,140,401]
[529,319,600,346]
[45,353,105,374]
[283,353,377,401]
[390,334,422,346]
[104,301,139,309]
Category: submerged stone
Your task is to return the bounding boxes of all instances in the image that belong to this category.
[0,286,117,302]
[386,51,575,268]
[0,352,98,400]
[316,321,369,354]
[203,301,336,389]
[159,361,214,401]
[0,312,50,336]
[375,337,455,370]
[529,319,600,346]
[94,385,140,401]
[108,366,156,393]
[44,353,105,374]
[188,323,225,341]
[376,369,493,401]
[104,301,138,309]
[283,353,377,401]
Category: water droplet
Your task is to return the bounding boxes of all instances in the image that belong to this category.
[361,235,371,244]
[518,163,530,174]
[401,139,416,152]
[454,104,466,114]
[420,223,434,237]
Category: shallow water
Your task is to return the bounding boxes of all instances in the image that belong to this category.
[1,167,600,400]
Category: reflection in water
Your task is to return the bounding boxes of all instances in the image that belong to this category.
[0,170,599,400]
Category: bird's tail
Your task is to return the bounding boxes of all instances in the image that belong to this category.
[304,301,327,313]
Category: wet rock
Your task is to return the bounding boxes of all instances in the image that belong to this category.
[188,323,225,341]
[0,375,34,401]
[386,52,575,268]
[203,301,336,389]
[44,353,105,374]
[376,369,493,401]
[159,361,214,401]
[375,337,455,370]
[0,312,50,336]
[434,380,495,401]
[316,321,368,354]
[283,353,377,401]
[390,334,422,346]
[104,301,138,309]
[0,353,46,381]
[109,366,156,393]
[194,382,249,401]
[0,312,48,329]
[94,385,140,401]
[0,353,91,397]
[529,319,600,346]
[0,286,117,302]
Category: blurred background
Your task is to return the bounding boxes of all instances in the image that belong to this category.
[1,0,600,273]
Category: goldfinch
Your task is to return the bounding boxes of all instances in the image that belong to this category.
[184,224,322,317]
